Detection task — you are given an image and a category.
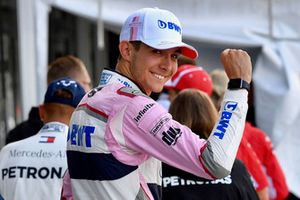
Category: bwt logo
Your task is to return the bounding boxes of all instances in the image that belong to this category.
[224,101,238,112]
[158,20,181,34]
[117,78,132,88]
[68,124,95,148]
[213,101,238,140]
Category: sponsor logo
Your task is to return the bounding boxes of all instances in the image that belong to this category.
[59,79,76,87]
[88,86,102,98]
[9,149,65,158]
[39,136,55,143]
[162,127,182,146]
[162,175,232,187]
[151,116,170,135]
[41,123,65,133]
[157,20,181,34]
[99,72,112,86]
[68,124,95,148]
[117,78,132,88]
[213,101,238,140]
[134,103,155,122]
[2,166,63,180]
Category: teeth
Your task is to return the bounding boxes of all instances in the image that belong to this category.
[154,74,165,80]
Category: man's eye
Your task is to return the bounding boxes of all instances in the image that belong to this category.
[152,49,161,54]
[171,54,179,60]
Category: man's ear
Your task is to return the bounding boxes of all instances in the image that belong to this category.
[39,104,46,123]
[119,41,133,62]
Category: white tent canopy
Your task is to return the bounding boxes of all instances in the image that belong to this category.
[17,0,300,197]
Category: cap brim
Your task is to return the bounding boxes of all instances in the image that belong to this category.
[143,40,198,59]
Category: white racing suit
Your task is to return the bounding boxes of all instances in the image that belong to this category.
[0,122,68,200]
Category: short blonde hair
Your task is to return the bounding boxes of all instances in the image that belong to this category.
[47,55,86,84]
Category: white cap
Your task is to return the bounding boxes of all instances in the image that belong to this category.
[120,7,198,59]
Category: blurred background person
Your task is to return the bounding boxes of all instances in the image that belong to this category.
[157,63,213,111]
[162,89,258,200]
[156,56,197,109]
[0,78,85,200]
[165,64,213,102]
[5,55,91,144]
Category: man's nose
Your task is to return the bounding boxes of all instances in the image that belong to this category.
[160,55,174,71]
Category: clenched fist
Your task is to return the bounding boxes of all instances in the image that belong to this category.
[220,49,252,83]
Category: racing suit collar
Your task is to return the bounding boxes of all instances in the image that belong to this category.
[99,68,147,95]
[40,122,68,133]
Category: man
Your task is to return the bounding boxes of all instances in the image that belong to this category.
[66,7,252,199]
[47,55,91,92]
[5,55,91,144]
[156,56,198,110]
[0,78,85,200]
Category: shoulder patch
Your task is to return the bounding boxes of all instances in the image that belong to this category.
[117,87,149,98]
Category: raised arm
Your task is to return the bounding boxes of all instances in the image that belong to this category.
[200,49,252,178]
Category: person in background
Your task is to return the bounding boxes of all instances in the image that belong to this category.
[177,55,197,66]
[156,63,213,111]
[163,65,269,199]
[164,64,213,102]
[5,55,91,144]
[0,78,85,200]
[211,69,289,200]
[47,55,91,92]
[156,56,197,110]
[64,7,252,199]
[162,89,258,200]
[210,69,230,110]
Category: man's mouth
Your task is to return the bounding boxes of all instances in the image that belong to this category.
[153,73,166,80]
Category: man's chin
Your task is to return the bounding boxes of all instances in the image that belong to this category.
[152,86,164,93]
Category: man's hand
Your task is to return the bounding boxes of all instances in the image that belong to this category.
[220,49,252,83]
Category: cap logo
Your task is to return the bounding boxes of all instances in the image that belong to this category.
[58,79,77,87]
[44,78,85,108]
[157,20,181,34]
[129,16,141,40]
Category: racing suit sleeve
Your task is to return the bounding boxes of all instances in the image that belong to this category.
[61,170,73,200]
[203,89,248,178]
[122,89,248,180]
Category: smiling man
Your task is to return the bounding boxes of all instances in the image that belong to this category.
[64,7,252,200]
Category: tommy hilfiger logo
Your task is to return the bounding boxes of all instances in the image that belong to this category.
[39,136,56,143]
